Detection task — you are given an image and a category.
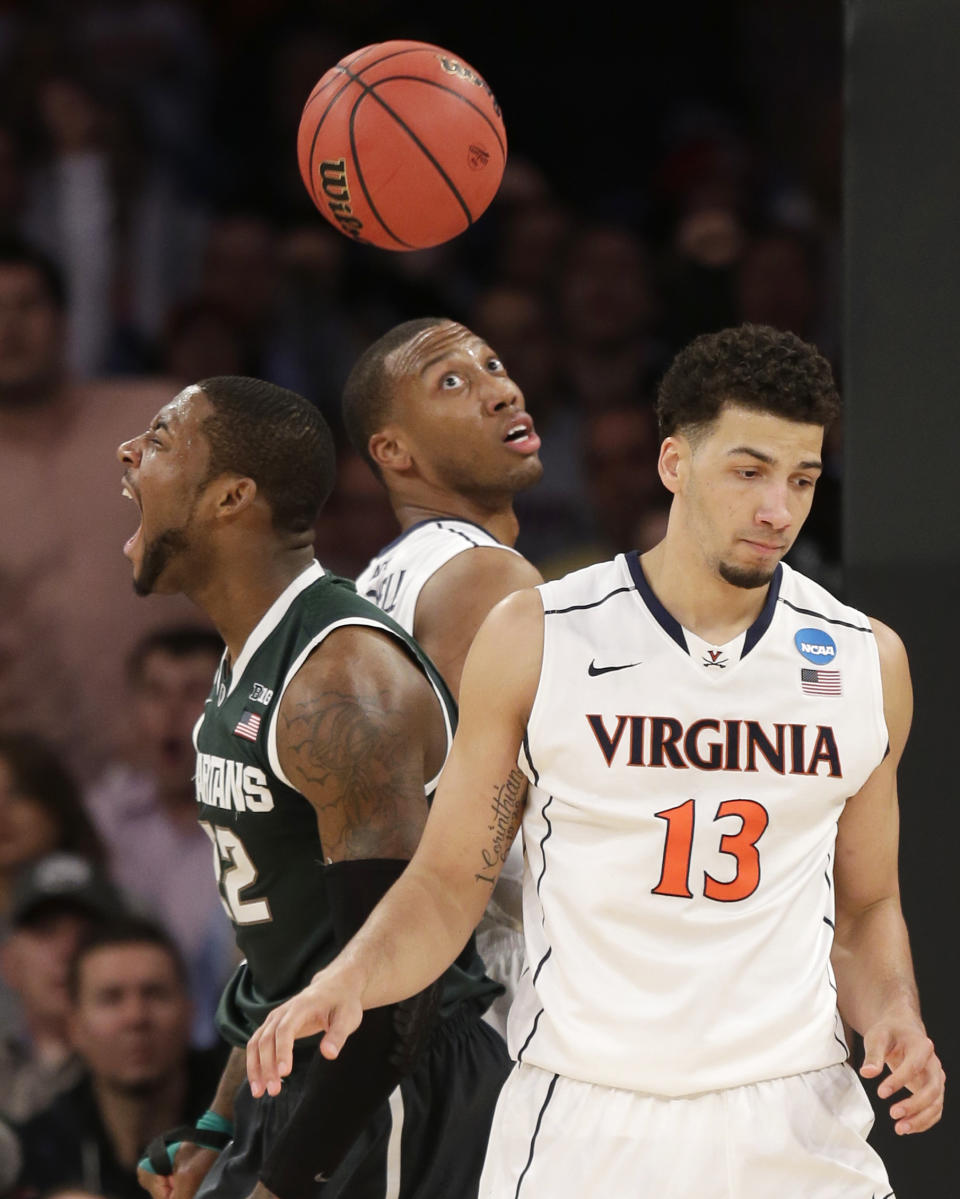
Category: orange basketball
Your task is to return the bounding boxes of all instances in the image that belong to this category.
[297,40,507,251]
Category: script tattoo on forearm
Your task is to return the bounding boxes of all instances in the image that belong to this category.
[283,689,426,859]
[475,767,526,886]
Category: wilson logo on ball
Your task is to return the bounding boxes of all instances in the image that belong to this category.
[317,159,364,240]
[437,55,503,118]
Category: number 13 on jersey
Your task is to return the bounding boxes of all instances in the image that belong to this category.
[652,798,769,902]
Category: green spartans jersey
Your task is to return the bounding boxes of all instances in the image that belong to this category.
[194,560,500,1046]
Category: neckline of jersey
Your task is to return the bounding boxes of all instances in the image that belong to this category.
[222,559,326,700]
[374,515,505,557]
[623,550,783,660]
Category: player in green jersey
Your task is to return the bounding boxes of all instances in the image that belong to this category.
[119,375,509,1199]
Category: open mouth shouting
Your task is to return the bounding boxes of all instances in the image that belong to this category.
[121,476,143,559]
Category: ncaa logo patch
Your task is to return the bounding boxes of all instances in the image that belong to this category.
[794,627,838,664]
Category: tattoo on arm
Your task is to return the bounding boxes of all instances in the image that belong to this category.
[282,689,426,860]
[475,768,526,886]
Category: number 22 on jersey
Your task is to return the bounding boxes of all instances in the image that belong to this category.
[199,820,273,924]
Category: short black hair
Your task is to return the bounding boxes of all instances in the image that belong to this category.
[68,914,188,1002]
[126,625,224,686]
[0,234,67,309]
[655,323,841,440]
[196,376,336,534]
[341,317,449,474]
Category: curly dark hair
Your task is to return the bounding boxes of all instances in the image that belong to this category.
[341,316,449,476]
[196,376,336,534]
[655,324,841,440]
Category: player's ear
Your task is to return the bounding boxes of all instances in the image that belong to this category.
[213,474,258,518]
[368,426,412,474]
[658,436,686,495]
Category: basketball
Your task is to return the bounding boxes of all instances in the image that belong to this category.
[297,40,507,251]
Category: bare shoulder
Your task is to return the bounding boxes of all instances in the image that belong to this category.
[414,548,543,699]
[417,547,542,626]
[429,545,543,592]
[276,624,438,861]
[867,616,913,757]
[867,616,909,669]
[459,585,544,728]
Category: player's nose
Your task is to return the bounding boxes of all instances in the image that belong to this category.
[755,484,792,529]
[117,435,142,466]
[483,374,524,415]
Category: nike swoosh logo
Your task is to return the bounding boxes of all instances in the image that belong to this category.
[588,659,642,676]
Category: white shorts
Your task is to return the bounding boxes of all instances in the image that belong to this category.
[479,1061,894,1198]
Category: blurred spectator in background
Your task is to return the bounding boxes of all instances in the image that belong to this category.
[0,853,128,1124]
[735,226,824,344]
[193,211,282,379]
[265,223,370,429]
[0,122,27,238]
[0,733,105,924]
[470,282,592,563]
[9,66,210,377]
[552,221,665,413]
[11,916,225,1199]
[537,403,667,580]
[0,235,200,783]
[0,731,106,1050]
[85,627,235,1049]
[156,296,246,384]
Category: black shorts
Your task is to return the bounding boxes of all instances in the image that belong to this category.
[197,1004,512,1199]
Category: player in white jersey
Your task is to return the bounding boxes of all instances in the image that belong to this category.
[344,318,544,1036]
[247,324,945,1197]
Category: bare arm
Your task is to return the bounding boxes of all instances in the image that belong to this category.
[276,624,446,863]
[414,546,543,700]
[831,618,944,1134]
[137,1048,248,1199]
[245,587,544,1095]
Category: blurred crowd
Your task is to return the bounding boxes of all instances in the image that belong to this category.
[0,1,844,1195]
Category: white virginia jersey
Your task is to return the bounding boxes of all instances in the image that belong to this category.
[357,518,528,1034]
[511,553,888,1096]
[355,517,522,630]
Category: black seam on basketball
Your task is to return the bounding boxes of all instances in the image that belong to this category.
[306,78,361,210]
[301,43,393,111]
[346,102,412,248]
[344,76,503,245]
[356,72,506,157]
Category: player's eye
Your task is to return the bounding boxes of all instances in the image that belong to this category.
[440,373,463,390]
[486,357,504,372]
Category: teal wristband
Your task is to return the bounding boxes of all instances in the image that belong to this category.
[196,1109,234,1136]
[137,1110,233,1174]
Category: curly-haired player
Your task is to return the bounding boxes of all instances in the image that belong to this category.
[247,325,944,1198]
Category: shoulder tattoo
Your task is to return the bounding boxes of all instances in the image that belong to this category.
[281,688,426,859]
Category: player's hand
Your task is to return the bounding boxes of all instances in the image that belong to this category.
[246,968,365,1098]
[136,1143,220,1199]
[860,1017,945,1134]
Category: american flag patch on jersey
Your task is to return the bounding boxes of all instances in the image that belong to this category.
[801,668,842,695]
[233,710,262,741]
